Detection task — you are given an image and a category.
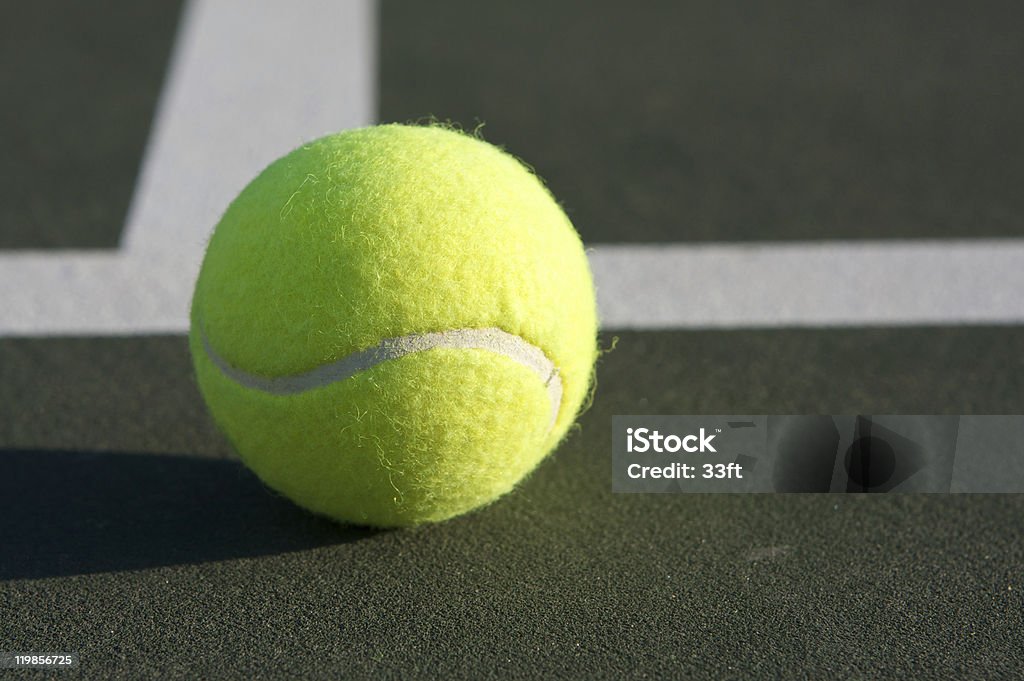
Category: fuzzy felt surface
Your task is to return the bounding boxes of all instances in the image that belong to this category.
[190,124,598,527]
[191,344,554,527]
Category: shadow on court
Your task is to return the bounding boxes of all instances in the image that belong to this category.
[0,449,377,580]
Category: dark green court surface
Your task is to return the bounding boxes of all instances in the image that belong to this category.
[1,2,1021,679]
[382,1,1024,243]
[0,1,182,249]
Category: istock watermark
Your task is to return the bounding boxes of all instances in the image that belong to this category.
[612,415,1024,493]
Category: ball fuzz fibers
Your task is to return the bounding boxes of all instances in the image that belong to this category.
[189,124,598,528]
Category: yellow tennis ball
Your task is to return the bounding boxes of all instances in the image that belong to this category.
[189,124,597,527]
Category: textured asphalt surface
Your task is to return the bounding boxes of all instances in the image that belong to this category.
[2,1,1023,678]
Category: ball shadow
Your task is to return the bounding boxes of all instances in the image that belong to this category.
[0,449,379,580]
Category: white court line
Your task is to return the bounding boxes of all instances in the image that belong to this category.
[590,240,1024,329]
[1,0,1023,335]
[0,0,376,336]
[4,239,1023,335]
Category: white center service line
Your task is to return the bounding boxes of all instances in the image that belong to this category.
[0,0,376,336]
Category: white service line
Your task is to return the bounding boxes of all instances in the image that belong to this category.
[0,0,376,336]
[591,240,1024,329]
[4,239,1024,335]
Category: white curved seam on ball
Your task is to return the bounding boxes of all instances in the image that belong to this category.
[200,325,563,430]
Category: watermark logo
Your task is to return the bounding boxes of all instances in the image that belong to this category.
[626,427,718,453]
[613,415,1024,493]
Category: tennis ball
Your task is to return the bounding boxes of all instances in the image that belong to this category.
[190,124,597,528]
